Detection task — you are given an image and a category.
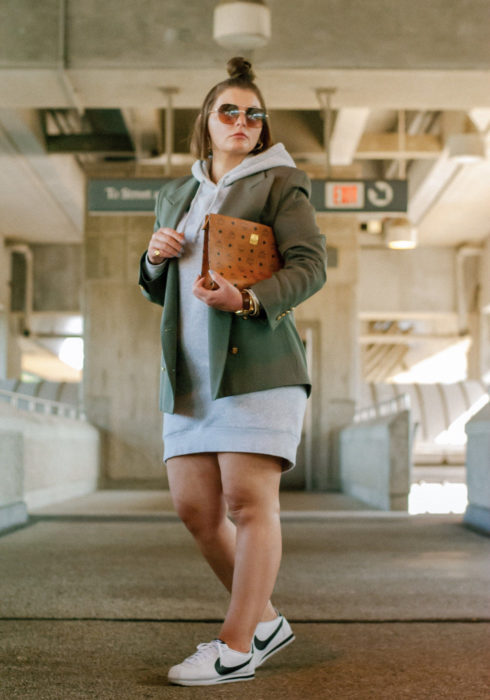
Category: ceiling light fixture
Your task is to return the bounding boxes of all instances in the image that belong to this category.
[213,0,271,50]
[447,133,486,163]
[384,218,418,250]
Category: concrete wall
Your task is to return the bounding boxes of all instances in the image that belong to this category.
[31,244,82,312]
[338,410,411,511]
[0,428,27,531]
[359,247,456,317]
[464,402,490,535]
[83,214,164,485]
[0,403,100,529]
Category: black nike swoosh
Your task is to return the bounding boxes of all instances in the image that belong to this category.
[214,656,252,676]
[254,617,284,651]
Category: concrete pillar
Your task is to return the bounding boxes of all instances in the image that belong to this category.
[83,214,165,486]
[0,235,8,378]
[477,234,490,383]
[295,214,359,490]
[0,235,21,379]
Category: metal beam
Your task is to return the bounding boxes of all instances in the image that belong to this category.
[356,133,442,159]
[45,133,134,154]
[360,333,468,344]
[330,108,370,165]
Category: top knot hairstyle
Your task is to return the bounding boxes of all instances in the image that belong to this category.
[227,56,256,82]
[190,57,273,160]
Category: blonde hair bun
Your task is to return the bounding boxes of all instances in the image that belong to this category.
[227,57,256,82]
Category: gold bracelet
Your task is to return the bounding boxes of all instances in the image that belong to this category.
[247,288,261,317]
[235,289,252,317]
[235,289,261,318]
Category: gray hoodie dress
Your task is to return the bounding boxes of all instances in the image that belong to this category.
[146,144,307,470]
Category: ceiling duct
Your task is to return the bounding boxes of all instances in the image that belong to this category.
[447,133,486,163]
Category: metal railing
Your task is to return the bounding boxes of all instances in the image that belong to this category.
[0,389,85,420]
[353,393,410,423]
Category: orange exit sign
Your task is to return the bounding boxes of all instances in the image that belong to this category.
[327,182,364,208]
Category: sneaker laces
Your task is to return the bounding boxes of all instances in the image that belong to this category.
[183,640,222,666]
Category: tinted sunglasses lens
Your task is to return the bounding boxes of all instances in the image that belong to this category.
[217,105,240,124]
[245,109,266,127]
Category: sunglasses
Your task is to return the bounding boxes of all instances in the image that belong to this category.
[209,103,268,128]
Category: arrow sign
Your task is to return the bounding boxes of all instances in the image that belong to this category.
[367,181,394,207]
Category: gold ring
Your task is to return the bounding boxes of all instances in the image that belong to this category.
[154,249,161,257]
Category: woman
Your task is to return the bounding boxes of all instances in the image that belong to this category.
[139,57,326,686]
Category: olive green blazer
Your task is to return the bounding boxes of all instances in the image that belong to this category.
[139,165,326,413]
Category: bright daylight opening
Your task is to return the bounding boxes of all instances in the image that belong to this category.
[409,482,468,515]
[435,394,489,447]
[392,339,484,515]
[58,338,84,371]
[392,338,470,384]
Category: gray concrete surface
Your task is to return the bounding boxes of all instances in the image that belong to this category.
[339,410,411,510]
[0,491,489,699]
[464,402,490,535]
[0,403,100,513]
[0,428,27,531]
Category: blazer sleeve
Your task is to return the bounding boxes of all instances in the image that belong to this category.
[138,188,170,307]
[251,169,326,330]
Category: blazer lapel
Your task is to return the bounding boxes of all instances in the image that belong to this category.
[160,177,199,229]
[218,171,269,220]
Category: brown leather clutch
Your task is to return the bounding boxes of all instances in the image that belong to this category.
[201,213,282,290]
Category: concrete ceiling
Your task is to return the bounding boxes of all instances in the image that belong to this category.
[0,0,489,247]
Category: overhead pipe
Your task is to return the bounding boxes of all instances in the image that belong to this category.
[455,245,482,335]
[160,88,179,177]
[8,245,33,336]
[397,109,407,179]
[316,88,336,179]
[58,0,84,116]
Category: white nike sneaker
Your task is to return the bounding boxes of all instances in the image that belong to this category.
[168,639,255,686]
[253,613,295,669]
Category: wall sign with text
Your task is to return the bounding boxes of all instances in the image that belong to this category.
[87,179,169,213]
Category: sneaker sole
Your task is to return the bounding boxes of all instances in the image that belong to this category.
[169,673,255,686]
[255,632,295,668]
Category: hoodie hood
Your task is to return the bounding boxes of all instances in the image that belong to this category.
[191,143,296,187]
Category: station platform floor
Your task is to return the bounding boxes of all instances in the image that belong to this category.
[0,490,489,699]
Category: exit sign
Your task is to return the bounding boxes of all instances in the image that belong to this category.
[327,182,365,208]
[311,179,407,213]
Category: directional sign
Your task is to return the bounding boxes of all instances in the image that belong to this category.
[87,179,169,213]
[88,177,407,215]
[311,179,407,213]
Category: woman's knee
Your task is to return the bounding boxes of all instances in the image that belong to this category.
[173,496,226,538]
[224,488,280,526]
[219,454,282,525]
[167,454,225,537]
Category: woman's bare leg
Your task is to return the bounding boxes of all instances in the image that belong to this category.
[166,454,277,624]
[217,452,283,652]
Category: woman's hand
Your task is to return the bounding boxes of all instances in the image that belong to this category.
[147,228,184,264]
[193,271,243,312]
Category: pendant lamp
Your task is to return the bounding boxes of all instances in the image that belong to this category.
[213,0,271,50]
